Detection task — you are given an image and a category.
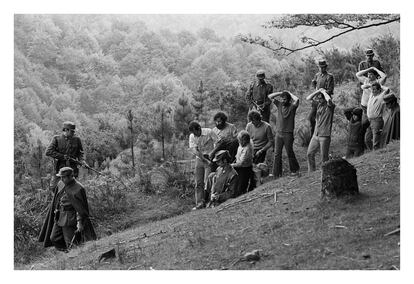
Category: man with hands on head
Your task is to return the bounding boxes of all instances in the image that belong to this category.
[306,88,335,173]
[268,90,300,178]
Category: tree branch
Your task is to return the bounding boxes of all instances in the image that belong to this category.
[242,16,400,56]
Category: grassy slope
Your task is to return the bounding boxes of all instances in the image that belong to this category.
[21,142,400,270]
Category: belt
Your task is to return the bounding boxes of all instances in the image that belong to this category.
[60,205,75,212]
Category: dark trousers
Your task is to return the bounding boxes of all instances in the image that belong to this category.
[272,133,300,177]
[234,166,253,196]
[361,108,372,151]
[50,222,76,249]
[248,149,267,191]
[346,145,363,159]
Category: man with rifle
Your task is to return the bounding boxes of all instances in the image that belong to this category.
[46,121,87,191]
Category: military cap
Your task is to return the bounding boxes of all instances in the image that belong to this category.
[256,70,266,78]
[365,49,375,56]
[56,167,74,177]
[318,60,328,67]
[383,93,397,103]
[212,150,231,162]
[62,121,76,130]
[352,107,363,117]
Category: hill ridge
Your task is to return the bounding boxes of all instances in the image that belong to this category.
[22,142,400,270]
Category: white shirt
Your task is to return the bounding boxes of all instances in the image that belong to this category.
[189,128,219,160]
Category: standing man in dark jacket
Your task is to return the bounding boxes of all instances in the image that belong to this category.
[308,60,335,136]
[38,167,96,251]
[46,121,85,191]
[246,70,274,123]
[358,49,384,73]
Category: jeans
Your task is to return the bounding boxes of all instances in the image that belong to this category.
[307,135,331,172]
[368,117,384,150]
[272,133,300,177]
[194,158,211,206]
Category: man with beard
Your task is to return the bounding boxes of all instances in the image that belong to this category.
[209,111,238,165]
[381,93,400,146]
[38,167,96,252]
[245,70,274,123]
[46,121,86,191]
[306,89,335,173]
[268,90,300,178]
[308,60,335,136]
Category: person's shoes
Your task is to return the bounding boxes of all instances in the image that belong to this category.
[192,203,205,210]
[290,172,300,177]
[56,247,69,253]
[269,174,274,177]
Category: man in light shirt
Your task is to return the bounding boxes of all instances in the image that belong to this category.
[366,82,389,150]
[188,121,219,210]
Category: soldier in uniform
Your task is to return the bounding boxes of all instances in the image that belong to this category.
[38,167,96,251]
[46,121,86,191]
[205,150,239,208]
[245,70,274,123]
[358,48,384,73]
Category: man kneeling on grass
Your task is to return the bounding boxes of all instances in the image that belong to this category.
[204,150,239,208]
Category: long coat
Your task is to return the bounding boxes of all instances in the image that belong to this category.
[38,179,96,248]
[382,104,400,146]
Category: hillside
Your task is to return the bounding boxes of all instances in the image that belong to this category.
[21,142,400,270]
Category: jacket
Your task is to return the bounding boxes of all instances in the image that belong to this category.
[38,179,96,248]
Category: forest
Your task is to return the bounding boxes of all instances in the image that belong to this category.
[14,14,400,264]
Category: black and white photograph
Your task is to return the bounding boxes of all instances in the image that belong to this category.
[5,0,410,279]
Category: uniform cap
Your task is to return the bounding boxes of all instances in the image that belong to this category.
[212,150,231,162]
[365,49,375,56]
[256,70,266,78]
[63,121,76,130]
[56,167,74,177]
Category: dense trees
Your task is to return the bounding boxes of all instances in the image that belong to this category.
[15,15,400,190]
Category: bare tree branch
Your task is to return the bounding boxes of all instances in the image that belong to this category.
[241,15,400,56]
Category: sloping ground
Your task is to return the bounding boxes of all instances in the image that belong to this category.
[21,142,400,270]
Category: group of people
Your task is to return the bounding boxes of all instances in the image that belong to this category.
[188,48,400,210]
[37,48,400,252]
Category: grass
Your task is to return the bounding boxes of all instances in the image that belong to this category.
[18,141,400,270]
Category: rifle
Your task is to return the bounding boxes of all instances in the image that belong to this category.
[68,157,131,191]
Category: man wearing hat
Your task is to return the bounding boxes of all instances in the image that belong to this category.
[343,107,364,159]
[381,93,400,146]
[38,167,96,251]
[308,60,335,136]
[245,69,274,123]
[204,150,239,208]
[358,49,384,73]
[46,121,86,191]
